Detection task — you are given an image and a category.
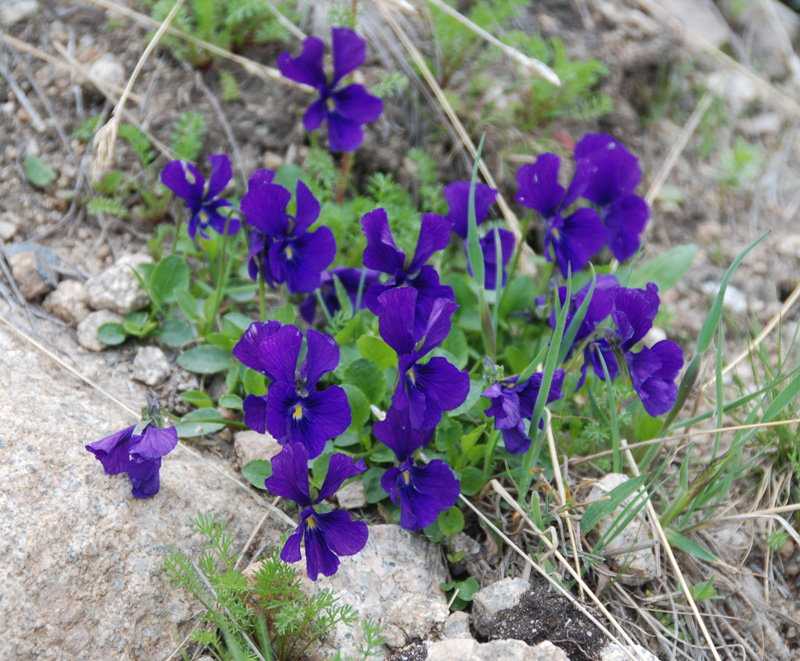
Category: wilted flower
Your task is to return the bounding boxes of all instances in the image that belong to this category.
[482,371,565,454]
[575,133,649,262]
[265,443,368,580]
[374,406,460,530]
[86,422,178,498]
[516,154,606,278]
[161,154,239,239]
[361,207,454,337]
[278,27,383,152]
[240,179,336,294]
[233,322,350,458]
[377,287,469,430]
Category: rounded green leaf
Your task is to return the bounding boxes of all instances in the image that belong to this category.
[437,506,465,536]
[160,318,194,348]
[341,383,370,431]
[174,407,226,438]
[177,345,232,374]
[363,466,387,504]
[344,358,386,405]
[242,459,272,489]
[151,255,190,305]
[458,467,485,496]
[219,394,243,410]
[24,156,57,188]
[97,322,126,346]
[181,390,214,408]
[356,335,396,370]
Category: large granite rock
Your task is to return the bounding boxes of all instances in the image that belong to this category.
[0,317,286,659]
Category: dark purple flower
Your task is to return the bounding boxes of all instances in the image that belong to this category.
[626,340,683,417]
[299,266,380,324]
[374,406,459,530]
[482,371,565,454]
[470,228,515,290]
[241,179,336,294]
[265,443,368,580]
[579,335,620,388]
[516,154,606,278]
[609,283,660,352]
[361,208,454,336]
[86,424,178,498]
[377,288,469,429]
[161,154,239,239]
[443,180,498,239]
[278,28,383,152]
[574,133,649,262]
[234,323,351,458]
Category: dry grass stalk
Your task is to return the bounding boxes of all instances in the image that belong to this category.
[92,0,186,177]
[86,0,310,91]
[620,441,723,661]
[375,0,537,276]
[422,0,561,86]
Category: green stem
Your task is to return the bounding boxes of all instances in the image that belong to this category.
[170,213,183,256]
[206,210,235,335]
[483,427,499,480]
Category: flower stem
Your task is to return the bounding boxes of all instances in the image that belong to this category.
[170,213,183,256]
[206,211,235,335]
[336,152,353,204]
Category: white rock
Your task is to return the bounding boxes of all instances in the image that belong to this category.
[233,430,282,470]
[77,310,124,351]
[382,593,449,649]
[472,577,530,635]
[85,253,151,314]
[643,327,666,347]
[0,0,39,26]
[427,638,479,660]
[657,0,730,47]
[706,72,758,115]
[427,638,569,661]
[302,524,448,659]
[443,610,471,639]
[336,480,366,509]
[88,54,126,90]
[8,251,53,300]
[586,473,658,586]
[701,281,748,315]
[777,234,800,259]
[0,219,18,240]
[132,346,171,386]
[44,280,90,325]
[600,643,659,661]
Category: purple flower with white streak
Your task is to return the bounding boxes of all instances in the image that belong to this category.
[575,133,649,262]
[374,406,460,530]
[86,423,178,498]
[377,287,469,430]
[299,266,380,324]
[278,28,383,152]
[240,178,336,294]
[361,208,454,337]
[482,371,565,454]
[265,443,368,580]
[161,154,239,239]
[233,322,350,458]
[443,181,515,289]
[516,154,606,278]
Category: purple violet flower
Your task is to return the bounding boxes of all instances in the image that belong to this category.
[377,287,470,430]
[233,322,350,458]
[626,340,683,417]
[609,282,661,352]
[361,207,454,337]
[482,371,565,454]
[574,133,649,262]
[86,424,178,498]
[161,155,239,239]
[516,154,606,278]
[299,266,380,324]
[278,28,383,152]
[265,443,368,580]
[241,178,336,294]
[374,406,460,530]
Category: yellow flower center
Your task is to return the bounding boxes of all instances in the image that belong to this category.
[406,368,416,385]
[307,514,317,528]
[402,471,411,485]
[292,404,303,420]
[199,210,208,223]
[551,227,560,240]
[326,98,336,112]
[285,245,294,260]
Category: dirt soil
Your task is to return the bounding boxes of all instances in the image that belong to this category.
[3,0,800,659]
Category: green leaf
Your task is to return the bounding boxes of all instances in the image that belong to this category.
[435,417,463,453]
[460,423,486,456]
[363,466,387,503]
[465,135,487,288]
[242,459,272,489]
[219,394,243,410]
[459,467,484,496]
[762,372,800,423]
[177,345,232,374]
[665,528,717,563]
[341,384,370,431]
[274,163,305,190]
[174,408,226,438]
[442,325,469,369]
[344,358,386,404]
[175,288,198,321]
[206,332,237,353]
[581,474,648,533]
[271,303,295,324]
[628,244,698,293]
[356,335,396,370]
[504,346,530,374]
[160,318,193,347]
[96,171,125,194]
[180,390,214,408]
[24,156,57,188]
[97,322,127,346]
[437,506,465,536]
[499,275,538,317]
[449,379,486,417]
[222,312,253,336]
[243,369,267,396]
[150,255,190,306]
